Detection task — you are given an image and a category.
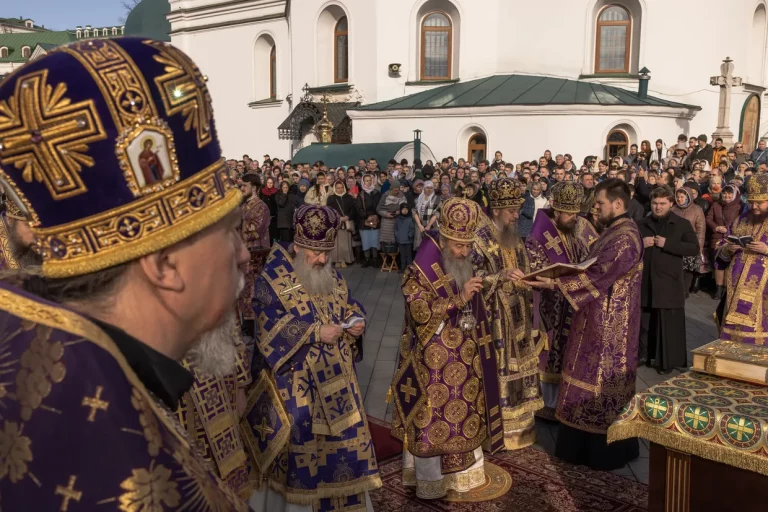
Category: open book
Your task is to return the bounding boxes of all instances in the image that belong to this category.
[726,235,753,248]
[523,257,597,280]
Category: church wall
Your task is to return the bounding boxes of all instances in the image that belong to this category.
[171,19,292,158]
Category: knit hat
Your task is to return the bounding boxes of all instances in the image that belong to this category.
[298,178,311,189]
[388,178,400,189]
[698,134,708,142]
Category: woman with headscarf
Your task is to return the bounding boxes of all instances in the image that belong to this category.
[376,178,406,255]
[259,176,279,243]
[439,183,452,199]
[304,171,330,206]
[328,180,356,267]
[413,180,440,249]
[345,176,362,262]
[700,175,722,217]
[672,186,706,296]
[706,184,744,300]
[275,180,296,243]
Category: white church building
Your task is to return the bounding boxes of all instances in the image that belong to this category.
[168,0,768,163]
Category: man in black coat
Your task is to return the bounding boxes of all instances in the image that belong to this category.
[685,134,714,172]
[636,185,700,374]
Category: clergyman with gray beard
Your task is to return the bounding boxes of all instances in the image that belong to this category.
[246,205,380,511]
[0,201,41,269]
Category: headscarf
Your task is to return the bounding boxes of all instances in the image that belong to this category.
[722,185,740,204]
[416,179,438,217]
[361,174,376,194]
[440,183,452,198]
[298,178,311,190]
[676,187,692,209]
[332,180,347,197]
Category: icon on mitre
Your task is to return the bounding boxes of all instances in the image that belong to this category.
[117,119,180,197]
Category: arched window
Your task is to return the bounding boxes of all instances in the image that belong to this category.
[21,46,31,59]
[84,29,90,38]
[76,30,82,38]
[606,129,629,158]
[468,133,486,164]
[334,17,349,83]
[595,5,631,73]
[270,45,277,99]
[0,47,7,58]
[421,12,452,80]
[112,27,118,36]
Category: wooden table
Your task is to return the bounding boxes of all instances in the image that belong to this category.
[608,371,768,512]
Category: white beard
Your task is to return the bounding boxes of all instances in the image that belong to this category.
[294,253,336,296]
[441,248,474,290]
[186,311,239,378]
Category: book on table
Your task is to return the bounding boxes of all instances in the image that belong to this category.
[523,257,597,280]
[691,339,768,385]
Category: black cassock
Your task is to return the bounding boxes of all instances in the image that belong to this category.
[636,212,700,371]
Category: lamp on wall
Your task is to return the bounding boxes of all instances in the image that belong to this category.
[389,63,402,75]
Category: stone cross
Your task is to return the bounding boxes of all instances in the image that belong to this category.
[710,57,743,146]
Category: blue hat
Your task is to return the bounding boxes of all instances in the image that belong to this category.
[0,38,240,278]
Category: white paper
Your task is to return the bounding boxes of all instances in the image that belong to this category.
[342,316,365,329]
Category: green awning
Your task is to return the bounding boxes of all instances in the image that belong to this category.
[292,142,410,167]
[357,74,701,111]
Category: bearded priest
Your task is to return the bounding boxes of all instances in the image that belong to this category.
[525,182,598,419]
[0,199,40,269]
[390,198,489,500]
[715,173,768,343]
[471,178,545,451]
[527,179,643,470]
[245,205,381,512]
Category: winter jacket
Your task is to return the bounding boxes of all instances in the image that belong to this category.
[275,191,296,229]
[686,144,714,171]
[649,145,667,166]
[518,192,535,238]
[706,189,744,249]
[395,214,415,245]
[356,189,382,231]
[750,148,768,165]
[711,146,728,169]
[672,187,706,254]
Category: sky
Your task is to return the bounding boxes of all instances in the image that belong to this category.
[3,0,129,31]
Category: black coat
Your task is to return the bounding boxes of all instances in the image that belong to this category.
[636,212,700,309]
[327,193,357,226]
[275,192,296,229]
[356,189,381,231]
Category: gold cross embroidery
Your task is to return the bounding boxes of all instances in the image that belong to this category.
[684,407,707,427]
[730,417,754,441]
[147,41,213,148]
[478,323,493,358]
[487,241,500,257]
[279,276,303,299]
[253,417,275,442]
[543,231,563,256]
[81,386,109,422]
[431,263,453,293]
[0,69,106,200]
[55,475,82,511]
[647,398,667,418]
[399,378,417,404]
[118,218,140,238]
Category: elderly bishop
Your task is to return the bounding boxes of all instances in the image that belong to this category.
[471,178,546,451]
[244,205,381,512]
[390,198,490,499]
[524,182,598,419]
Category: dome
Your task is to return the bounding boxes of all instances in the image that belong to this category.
[124,0,171,42]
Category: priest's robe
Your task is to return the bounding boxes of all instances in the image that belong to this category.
[715,212,768,345]
[390,233,489,499]
[471,218,545,451]
[244,244,380,512]
[177,337,253,500]
[0,214,20,270]
[238,195,271,331]
[553,215,643,470]
[525,211,597,418]
[0,281,246,511]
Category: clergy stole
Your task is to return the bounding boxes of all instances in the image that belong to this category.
[719,214,768,345]
[0,216,20,270]
[391,233,491,473]
[555,217,643,433]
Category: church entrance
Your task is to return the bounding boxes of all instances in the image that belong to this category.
[606,129,629,159]
[468,133,486,164]
[740,94,761,154]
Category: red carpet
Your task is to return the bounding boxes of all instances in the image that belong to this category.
[368,416,648,512]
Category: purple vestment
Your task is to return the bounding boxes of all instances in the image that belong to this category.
[554,217,643,433]
[716,212,768,345]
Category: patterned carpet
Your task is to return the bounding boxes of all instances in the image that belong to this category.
[368,417,648,512]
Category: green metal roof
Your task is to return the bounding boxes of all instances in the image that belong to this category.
[125,0,171,42]
[358,74,701,111]
[0,31,76,62]
[292,142,410,167]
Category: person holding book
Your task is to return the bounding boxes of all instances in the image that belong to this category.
[715,173,768,344]
[471,178,546,450]
[526,179,643,470]
[524,182,598,420]
[637,186,700,375]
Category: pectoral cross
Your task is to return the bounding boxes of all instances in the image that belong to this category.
[55,475,82,511]
[399,378,417,404]
[543,231,563,256]
[252,417,275,442]
[0,71,106,201]
[478,323,492,359]
[279,276,302,299]
[81,386,109,422]
[710,57,743,145]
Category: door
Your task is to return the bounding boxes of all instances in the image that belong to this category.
[741,94,761,154]
[468,133,486,165]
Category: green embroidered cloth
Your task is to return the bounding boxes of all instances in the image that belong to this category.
[607,371,768,475]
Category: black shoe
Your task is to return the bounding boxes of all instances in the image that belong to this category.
[713,286,725,301]
[361,259,370,268]
[657,368,674,375]
[691,276,701,294]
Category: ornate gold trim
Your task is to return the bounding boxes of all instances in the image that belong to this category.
[0,218,20,269]
[34,159,239,278]
[608,420,768,476]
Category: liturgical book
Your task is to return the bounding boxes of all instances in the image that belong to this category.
[523,257,597,280]
[692,339,768,385]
